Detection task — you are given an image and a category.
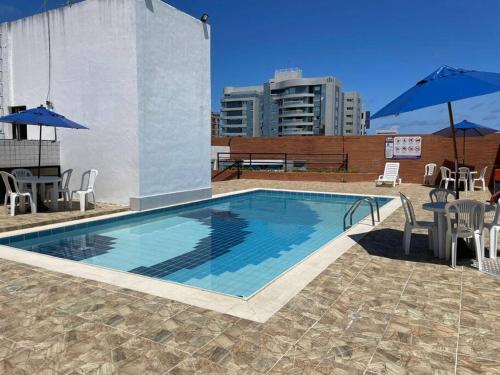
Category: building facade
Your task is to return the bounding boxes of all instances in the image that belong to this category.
[219,86,263,137]
[342,92,362,135]
[219,69,364,137]
[361,110,370,135]
[0,0,211,209]
[211,112,220,137]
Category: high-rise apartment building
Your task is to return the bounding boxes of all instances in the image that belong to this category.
[262,69,343,136]
[342,92,362,135]
[361,110,370,135]
[219,86,263,137]
[219,69,364,137]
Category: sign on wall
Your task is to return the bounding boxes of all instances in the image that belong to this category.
[385,136,422,159]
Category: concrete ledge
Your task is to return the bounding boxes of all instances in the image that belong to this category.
[129,187,212,211]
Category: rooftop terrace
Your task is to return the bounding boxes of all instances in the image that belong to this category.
[0,180,498,374]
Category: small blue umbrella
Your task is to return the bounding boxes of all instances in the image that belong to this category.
[372,65,500,196]
[433,120,498,164]
[0,106,88,177]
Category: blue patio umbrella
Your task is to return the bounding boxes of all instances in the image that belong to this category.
[372,65,500,196]
[0,106,88,177]
[433,120,498,164]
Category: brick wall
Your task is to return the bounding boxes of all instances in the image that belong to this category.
[212,134,500,185]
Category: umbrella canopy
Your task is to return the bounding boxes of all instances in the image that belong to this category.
[372,66,500,119]
[433,120,498,137]
[0,106,88,129]
[371,65,500,197]
[433,120,498,165]
[0,105,88,178]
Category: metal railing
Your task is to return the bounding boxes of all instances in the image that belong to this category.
[211,160,242,181]
[216,152,348,173]
[343,197,380,231]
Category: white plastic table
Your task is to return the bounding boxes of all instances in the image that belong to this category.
[422,202,448,260]
[17,176,62,213]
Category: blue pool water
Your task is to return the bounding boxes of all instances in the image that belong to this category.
[3,190,391,298]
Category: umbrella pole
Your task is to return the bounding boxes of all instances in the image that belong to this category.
[447,102,459,198]
[463,130,466,165]
[38,125,42,178]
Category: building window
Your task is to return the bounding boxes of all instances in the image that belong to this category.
[346,106,354,110]
[346,114,353,118]
[9,106,27,140]
[346,98,354,102]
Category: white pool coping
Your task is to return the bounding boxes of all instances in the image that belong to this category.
[0,188,400,323]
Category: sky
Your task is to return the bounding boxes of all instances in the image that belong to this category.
[1,0,500,134]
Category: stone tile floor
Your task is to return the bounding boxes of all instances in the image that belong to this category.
[0,202,128,233]
[0,180,498,374]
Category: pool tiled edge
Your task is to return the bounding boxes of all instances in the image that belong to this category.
[0,189,400,322]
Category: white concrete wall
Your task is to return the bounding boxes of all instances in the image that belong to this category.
[1,0,211,209]
[1,0,140,205]
[134,0,211,209]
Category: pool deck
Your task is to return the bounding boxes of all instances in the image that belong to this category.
[0,180,499,374]
[0,201,128,233]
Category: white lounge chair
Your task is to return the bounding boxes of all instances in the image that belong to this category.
[71,169,98,212]
[1,171,36,216]
[400,193,436,255]
[423,163,437,185]
[376,162,401,187]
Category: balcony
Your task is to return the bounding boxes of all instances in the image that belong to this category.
[280,102,314,109]
[220,106,245,111]
[280,120,314,126]
[221,124,247,129]
[220,131,247,136]
[279,111,314,118]
[275,93,315,99]
[280,129,314,136]
[220,115,245,120]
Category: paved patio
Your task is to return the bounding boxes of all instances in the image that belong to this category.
[0,202,128,233]
[0,180,499,374]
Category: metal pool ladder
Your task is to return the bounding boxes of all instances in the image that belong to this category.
[343,197,380,231]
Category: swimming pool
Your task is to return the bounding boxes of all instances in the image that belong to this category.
[2,190,391,299]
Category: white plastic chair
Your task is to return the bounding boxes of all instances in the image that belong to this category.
[484,203,499,259]
[445,200,485,269]
[472,166,488,191]
[457,167,469,191]
[429,188,456,203]
[11,168,33,192]
[376,163,401,187]
[46,169,73,208]
[423,163,437,185]
[439,166,455,190]
[71,169,98,212]
[400,193,436,255]
[1,171,36,216]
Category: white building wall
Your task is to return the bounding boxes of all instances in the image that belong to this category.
[1,0,140,205]
[134,0,211,210]
[1,0,211,209]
